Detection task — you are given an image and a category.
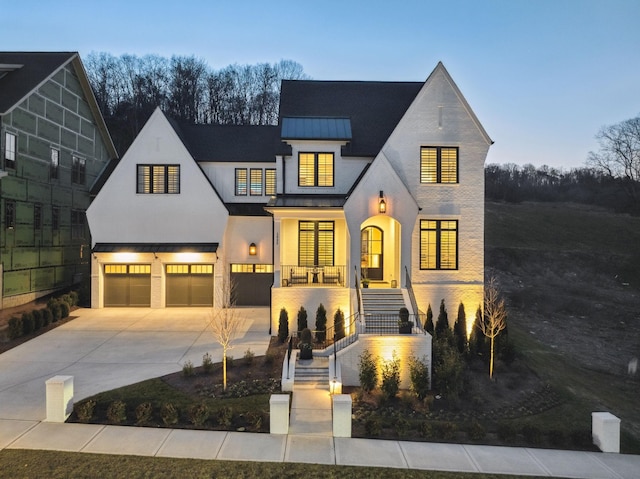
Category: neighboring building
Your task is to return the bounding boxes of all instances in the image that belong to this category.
[87,62,491,339]
[0,52,117,308]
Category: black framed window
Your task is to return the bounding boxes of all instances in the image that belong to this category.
[72,156,86,184]
[299,152,334,187]
[5,200,16,229]
[265,169,276,195]
[420,146,458,184]
[52,207,59,231]
[4,132,16,169]
[250,168,263,196]
[50,148,59,179]
[34,204,42,230]
[298,221,334,267]
[137,164,180,194]
[235,168,247,196]
[71,210,86,240]
[420,219,458,270]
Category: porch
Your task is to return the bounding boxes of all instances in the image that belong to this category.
[281,265,346,287]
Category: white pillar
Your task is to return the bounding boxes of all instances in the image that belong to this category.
[592,412,620,453]
[332,394,352,438]
[270,394,290,434]
[46,375,74,422]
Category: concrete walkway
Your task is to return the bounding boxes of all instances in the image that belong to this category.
[1,307,640,477]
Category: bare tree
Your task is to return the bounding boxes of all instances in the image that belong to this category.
[206,270,245,391]
[481,277,508,379]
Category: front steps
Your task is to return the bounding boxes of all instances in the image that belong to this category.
[361,288,409,333]
[294,357,329,388]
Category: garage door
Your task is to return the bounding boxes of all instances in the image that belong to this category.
[166,264,214,307]
[104,264,151,307]
[231,264,273,306]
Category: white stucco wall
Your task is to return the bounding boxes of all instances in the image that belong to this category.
[271,287,351,334]
[223,216,273,265]
[199,161,281,203]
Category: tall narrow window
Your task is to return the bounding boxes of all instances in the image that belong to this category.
[299,152,334,187]
[420,147,458,184]
[250,168,263,196]
[265,168,276,195]
[34,204,42,230]
[71,210,85,240]
[136,164,180,194]
[50,148,59,179]
[52,207,59,231]
[298,221,334,267]
[235,168,247,196]
[4,132,16,169]
[420,219,458,270]
[5,200,16,229]
[72,155,86,184]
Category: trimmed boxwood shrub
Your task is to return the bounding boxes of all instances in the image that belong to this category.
[8,317,23,340]
[106,400,127,424]
[49,301,62,322]
[277,307,289,343]
[59,301,70,319]
[75,400,96,423]
[21,312,35,335]
[40,308,52,326]
[32,309,43,331]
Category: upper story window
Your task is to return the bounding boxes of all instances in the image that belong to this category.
[52,207,59,231]
[265,169,276,196]
[72,155,86,184]
[34,204,42,230]
[420,147,458,184]
[71,209,86,240]
[50,148,59,179]
[4,132,16,169]
[235,168,247,196]
[250,168,263,196]
[5,200,16,229]
[420,219,458,270]
[137,164,180,194]
[299,152,334,187]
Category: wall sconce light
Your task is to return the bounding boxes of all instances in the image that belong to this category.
[249,242,257,256]
[378,190,386,214]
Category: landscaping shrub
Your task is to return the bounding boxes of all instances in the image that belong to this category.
[277,307,289,342]
[315,303,327,342]
[243,348,254,365]
[419,420,433,439]
[21,312,35,335]
[135,402,153,425]
[296,306,308,332]
[182,360,195,377]
[435,299,450,338]
[497,422,517,442]
[106,400,127,424]
[380,351,401,400]
[408,354,430,400]
[69,291,79,306]
[334,308,345,340]
[432,336,466,402]
[7,317,23,340]
[188,402,210,427]
[453,302,467,354]
[358,349,377,393]
[424,303,434,334]
[202,353,214,374]
[59,301,70,319]
[49,301,62,322]
[216,406,233,427]
[521,425,543,445]
[435,421,458,441]
[161,403,179,426]
[299,328,313,359]
[395,417,410,437]
[32,309,43,331]
[74,400,96,423]
[246,411,263,430]
[264,350,277,366]
[61,294,72,307]
[468,420,486,441]
[364,416,381,436]
[40,308,52,327]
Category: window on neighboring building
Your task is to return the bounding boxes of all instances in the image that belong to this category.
[265,168,276,196]
[136,164,180,194]
[71,210,85,240]
[235,168,247,196]
[72,155,86,184]
[34,204,42,230]
[52,207,59,231]
[420,219,458,270]
[5,200,16,229]
[420,146,458,184]
[4,132,16,169]
[50,148,59,179]
[299,152,334,187]
[250,168,263,196]
[298,221,334,267]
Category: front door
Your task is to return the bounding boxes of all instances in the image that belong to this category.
[361,226,383,280]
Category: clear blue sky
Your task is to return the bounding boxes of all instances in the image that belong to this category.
[3,0,639,169]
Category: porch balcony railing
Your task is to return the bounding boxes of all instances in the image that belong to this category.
[281,265,345,287]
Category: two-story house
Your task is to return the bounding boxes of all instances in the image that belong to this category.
[0,52,117,309]
[87,63,491,343]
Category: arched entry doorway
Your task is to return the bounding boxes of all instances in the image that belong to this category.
[361,226,383,280]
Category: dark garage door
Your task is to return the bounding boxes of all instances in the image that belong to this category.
[104,264,151,307]
[231,264,273,306]
[166,264,214,307]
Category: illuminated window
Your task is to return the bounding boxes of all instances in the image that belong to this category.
[231,263,273,273]
[50,148,59,179]
[250,168,263,196]
[167,264,189,274]
[235,168,247,196]
[72,156,86,184]
[105,264,127,274]
[137,164,180,194]
[105,264,150,274]
[420,147,458,184]
[299,152,334,187]
[5,200,15,229]
[265,169,276,195]
[129,264,151,274]
[191,264,213,274]
[299,221,334,267]
[420,219,458,270]
[167,264,213,274]
[4,132,16,169]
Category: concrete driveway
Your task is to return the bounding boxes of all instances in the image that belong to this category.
[0,307,271,421]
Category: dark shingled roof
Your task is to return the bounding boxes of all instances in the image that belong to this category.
[278,80,423,157]
[225,203,272,216]
[266,194,347,208]
[0,52,76,114]
[172,123,284,162]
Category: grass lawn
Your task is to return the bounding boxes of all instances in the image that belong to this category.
[0,450,545,479]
